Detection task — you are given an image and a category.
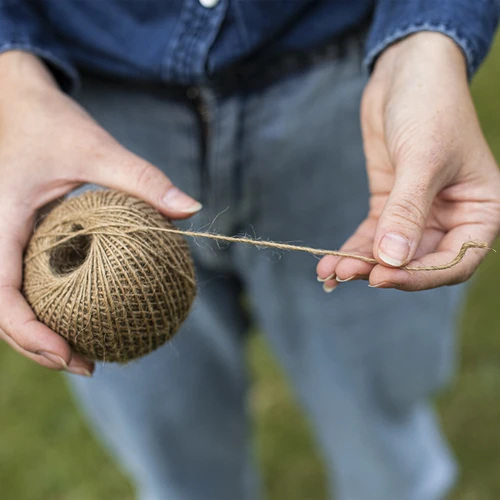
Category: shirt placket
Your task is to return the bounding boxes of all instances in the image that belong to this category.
[161,0,227,84]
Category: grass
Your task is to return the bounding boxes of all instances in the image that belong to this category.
[2,36,500,500]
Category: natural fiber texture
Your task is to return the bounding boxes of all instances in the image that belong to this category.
[23,191,196,363]
[28,226,489,273]
[141,229,489,272]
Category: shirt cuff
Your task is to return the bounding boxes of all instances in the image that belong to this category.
[364,0,500,78]
[0,2,79,93]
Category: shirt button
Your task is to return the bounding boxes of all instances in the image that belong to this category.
[199,0,219,7]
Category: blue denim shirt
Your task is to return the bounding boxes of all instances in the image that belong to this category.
[1,0,499,92]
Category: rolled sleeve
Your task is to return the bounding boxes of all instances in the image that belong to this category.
[0,1,78,93]
[365,0,500,78]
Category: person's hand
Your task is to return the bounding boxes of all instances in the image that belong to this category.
[317,32,500,292]
[0,51,202,375]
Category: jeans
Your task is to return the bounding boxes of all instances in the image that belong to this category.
[68,38,463,500]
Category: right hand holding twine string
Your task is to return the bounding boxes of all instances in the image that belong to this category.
[317,33,500,292]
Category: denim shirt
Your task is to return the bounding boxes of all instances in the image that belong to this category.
[1,0,499,92]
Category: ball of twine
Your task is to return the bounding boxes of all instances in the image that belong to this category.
[23,190,196,363]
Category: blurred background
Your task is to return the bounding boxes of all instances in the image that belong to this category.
[2,34,500,500]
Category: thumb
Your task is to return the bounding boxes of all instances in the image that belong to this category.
[374,175,434,267]
[85,142,202,220]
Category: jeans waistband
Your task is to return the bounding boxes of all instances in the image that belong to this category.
[207,22,368,96]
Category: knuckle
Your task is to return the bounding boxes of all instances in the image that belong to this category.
[134,161,156,187]
[388,196,427,232]
[131,161,168,193]
[401,138,452,177]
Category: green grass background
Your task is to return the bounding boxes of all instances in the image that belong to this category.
[2,36,500,500]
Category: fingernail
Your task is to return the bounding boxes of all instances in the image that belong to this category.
[162,187,202,214]
[39,351,68,369]
[317,273,335,282]
[368,281,392,289]
[336,275,356,283]
[66,366,93,377]
[323,282,337,293]
[378,233,410,267]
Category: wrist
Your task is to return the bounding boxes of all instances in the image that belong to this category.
[0,50,58,92]
[373,32,467,82]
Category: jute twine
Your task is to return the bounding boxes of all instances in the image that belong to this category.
[23,191,196,363]
[23,190,489,363]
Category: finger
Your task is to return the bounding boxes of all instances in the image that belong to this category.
[334,245,374,282]
[0,231,93,375]
[0,327,94,375]
[321,279,339,293]
[0,286,94,375]
[1,327,66,369]
[373,172,435,268]
[368,224,494,291]
[85,141,202,220]
[316,217,376,282]
[0,284,68,362]
[66,354,95,376]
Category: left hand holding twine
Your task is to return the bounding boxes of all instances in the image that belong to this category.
[317,32,500,291]
[0,52,202,374]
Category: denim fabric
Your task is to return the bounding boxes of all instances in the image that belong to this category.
[67,41,463,500]
[0,0,498,92]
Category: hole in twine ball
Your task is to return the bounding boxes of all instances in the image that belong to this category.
[23,190,197,363]
[49,224,92,276]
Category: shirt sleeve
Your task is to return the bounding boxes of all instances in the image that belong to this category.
[365,0,500,78]
[0,1,78,93]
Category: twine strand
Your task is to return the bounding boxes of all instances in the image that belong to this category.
[29,221,490,272]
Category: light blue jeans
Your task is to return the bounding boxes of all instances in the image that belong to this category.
[68,41,463,500]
